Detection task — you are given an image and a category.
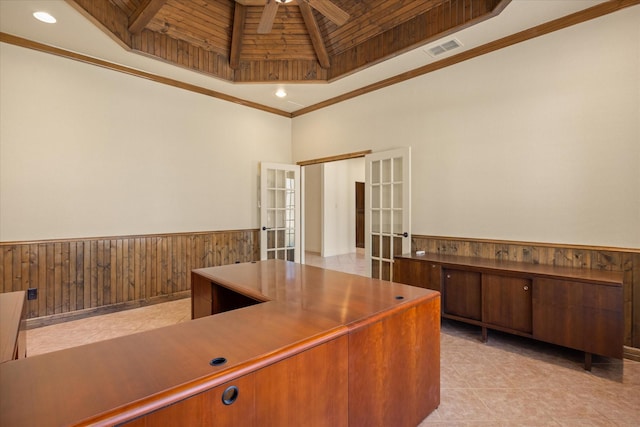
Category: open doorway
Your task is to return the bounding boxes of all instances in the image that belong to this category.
[303,158,368,276]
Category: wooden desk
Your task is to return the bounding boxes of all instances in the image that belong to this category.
[0,291,27,363]
[0,260,440,426]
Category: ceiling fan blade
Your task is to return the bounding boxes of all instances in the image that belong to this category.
[257,0,279,34]
[305,0,349,26]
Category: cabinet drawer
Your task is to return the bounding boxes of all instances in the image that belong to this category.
[393,258,441,291]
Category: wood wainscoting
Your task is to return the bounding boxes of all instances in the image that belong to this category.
[411,235,640,358]
[0,230,259,326]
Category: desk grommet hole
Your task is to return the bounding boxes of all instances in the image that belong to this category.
[210,357,227,367]
[395,295,404,300]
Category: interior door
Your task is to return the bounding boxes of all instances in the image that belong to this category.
[365,148,411,280]
[260,163,301,262]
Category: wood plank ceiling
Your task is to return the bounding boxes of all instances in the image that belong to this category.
[68,0,509,83]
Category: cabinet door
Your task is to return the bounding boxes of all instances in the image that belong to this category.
[123,374,256,427]
[532,278,585,352]
[393,258,441,292]
[482,274,532,334]
[443,269,481,320]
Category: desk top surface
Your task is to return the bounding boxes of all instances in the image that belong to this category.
[0,260,438,427]
[194,259,438,325]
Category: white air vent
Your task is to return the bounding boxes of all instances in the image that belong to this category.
[424,38,463,57]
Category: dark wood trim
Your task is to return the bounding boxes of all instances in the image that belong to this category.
[413,234,640,254]
[0,228,260,246]
[0,33,292,118]
[297,150,372,166]
[128,0,168,33]
[292,0,640,117]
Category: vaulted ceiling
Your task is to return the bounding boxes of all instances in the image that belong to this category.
[68,0,509,83]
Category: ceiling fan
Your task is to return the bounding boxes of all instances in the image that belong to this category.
[248,0,350,34]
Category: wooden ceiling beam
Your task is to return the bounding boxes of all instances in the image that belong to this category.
[128,0,168,34]
[230,3,247,69]
[297,0,330,69]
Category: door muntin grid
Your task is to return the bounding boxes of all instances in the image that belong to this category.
[369,153,408,280]
[264,168,296,262]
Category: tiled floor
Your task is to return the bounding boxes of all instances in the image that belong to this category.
[27,299,191,356]
[26,254,640,426]
[421,320,640,426]
[304,249,369,276]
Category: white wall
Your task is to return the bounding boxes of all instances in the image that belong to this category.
[322,158,365,256]
[292,7,640,248]
[304,163,322,253]
[0,43,292,241]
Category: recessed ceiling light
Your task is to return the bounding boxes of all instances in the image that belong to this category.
[275,89,287,98]
[33,11,57,24]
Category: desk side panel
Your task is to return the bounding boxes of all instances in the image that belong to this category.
[348,294,440,427]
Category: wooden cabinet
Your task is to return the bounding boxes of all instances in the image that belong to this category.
[394,253,623,368]
[443,269,481,320]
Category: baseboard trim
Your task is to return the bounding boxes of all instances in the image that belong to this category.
[624,345,640,362]
[26,292,191,330]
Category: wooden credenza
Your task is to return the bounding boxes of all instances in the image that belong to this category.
[394,253,624,369]
[0,260,440,427]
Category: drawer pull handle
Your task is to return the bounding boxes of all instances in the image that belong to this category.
[222,386,239,406]
[524,286,529,291]
[446,274,451,279]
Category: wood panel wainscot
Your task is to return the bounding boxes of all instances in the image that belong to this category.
[394,252,624,370]
[0,260,441,427]
[0,230,259,326]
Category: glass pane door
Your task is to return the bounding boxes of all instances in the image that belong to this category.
[365,148,411,280]
[260,163,300,262]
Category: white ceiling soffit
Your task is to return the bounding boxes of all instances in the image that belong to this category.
[0,0,608,113]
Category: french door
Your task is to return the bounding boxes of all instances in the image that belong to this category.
[365,148,411,280]
[260,163,301,262]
